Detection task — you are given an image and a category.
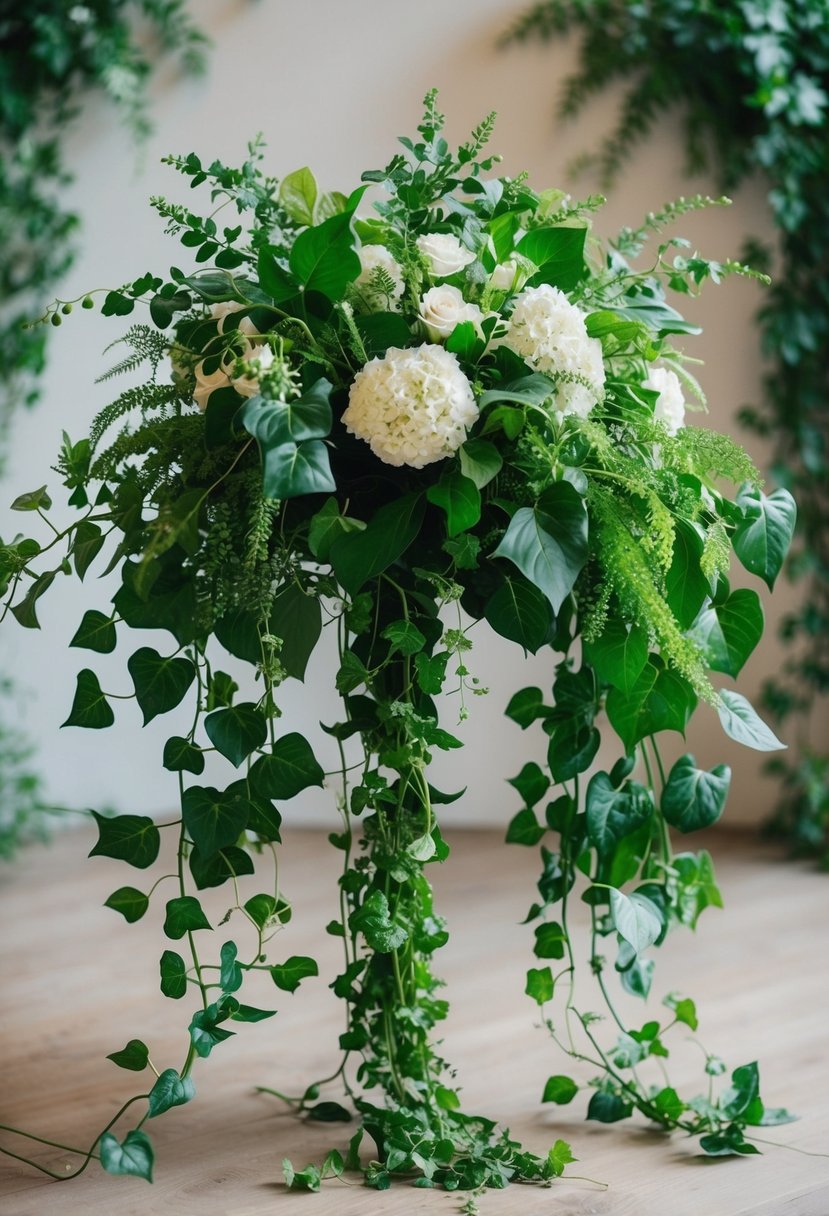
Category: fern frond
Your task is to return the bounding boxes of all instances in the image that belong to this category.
[89,382,185,453]
[96,324,172,383]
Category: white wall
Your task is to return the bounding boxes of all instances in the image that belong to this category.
[2,0,789,829]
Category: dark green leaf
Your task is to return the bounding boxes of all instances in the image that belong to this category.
[306,1101,353,1123]
[308,498,366,563]
[484,575,552,654]
[249,733,324,801]
[533,921,566,959]
[10,570,56,629]
[586,1091,633,1124]
[493,482,588,614]
[148,1069,195,1118]
[331,494,425,596]
[350,890,408,952]
[689,589,763,678]
[586,773,652,859]
[661,754,731,832]
[160,950,187,1000]
[190,844,255,890]
[584,621,648,695]
[508,761,550,808]
[382,619,427,656]
[163,895,211,939]
[426,469,481,537]
[163,735,205,775]
[127,648,195,726]
[506,807,545,846]
[270,955,319,993]
[106,1039,149,1071]
[100,1130,153,1182]
[231,1004,276,1023]
[72,521,105,580]
[204,702,267,767]
[104,886,149,923]
[733,486,796,590]
[189,999,237,1058]
[504,685,548,728]
[70,610,116,654]
[289,205,362,299]
[181,784,251,857]
[606,658,697,751]
[459,439,503,489]
[220,941,243,993]
[63,669,114,729]
[269,583,322,680]
[89,812,159,869]
[665,521,710,629]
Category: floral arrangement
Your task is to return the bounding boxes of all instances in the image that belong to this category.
[1,94,797,1193]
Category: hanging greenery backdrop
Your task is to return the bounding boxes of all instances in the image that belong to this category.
[503,0,829,859]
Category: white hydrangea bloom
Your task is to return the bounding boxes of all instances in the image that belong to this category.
[342,344,479,468]
[503,283,605,419]
[644,366,686,435]
[354,245,405,310]
[418,285,484,343]
[416,232,476,278]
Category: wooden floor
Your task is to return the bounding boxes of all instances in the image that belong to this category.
[1,826,827,1215]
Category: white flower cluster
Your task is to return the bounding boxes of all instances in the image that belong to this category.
[342,344,479,468]
[503,284,605,419]
[644,366,686,435]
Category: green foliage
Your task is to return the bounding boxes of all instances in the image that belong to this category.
[504,0,829,858]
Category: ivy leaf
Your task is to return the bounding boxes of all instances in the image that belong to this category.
[106,1039,149,1071]
[231,1004,277,1023]
[220,941,243,993]
[10,570,56,629]
[70,610,116,654]
[11,484,51,511]
[547,1139,577,1178]
[148,1069,195,1118]
[71,520,105,580]
[508,761,550,808]
[89,812,160,869]
[127,647,195,726]
[104,886,149,923]
[249,733,324,801]
[504,686,548,729]
[306,1101,353,1123]
[190,844,256,890]
[258,438,336,500]
[586,1091,633,1123]
[426,469,481,537]
[350,890,408,952]
[382,620,427,656]
[289,203,362,300]
[533,921,567,959]
[270,955,319,993]
[63,669,114,730]
[717,689,785,751]
[585,773,652,860]
[665,521,710,629]
[163,895,211,939]
[331,494,425,596]
[484,575,552,655]
[189,998,238,1058]
[493,482,588,614]
[542,1075,579,1105]
[506,807,545,846]
[269,583,322,680]
[525,966,554,1005]
[160,950,187,1000]
[606,658,697,751]
[661,754,731,833]
[99,1130,153,1182]
[732,485,796,590]
[204,702,267,767]
[163,735,205,775]
[458,438,503,489]
[609,889,663,955]
[181,784,251,857]
[583,621,648,695]
[688,588,764,678]
[239,379,332,447]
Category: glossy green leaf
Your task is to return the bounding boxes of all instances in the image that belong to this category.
[586,1091,633,1124]
[204,702,267,767]
[249,733,325,801]
[542,1075,579,1105]
[89,812,160,869]
[484,575,552,654]
[505,807,545,846]
[733,485,796,590]
[106,1039,149,1071]
[585,773,652,859]
[525,966,554,1005]
[459,438,503,488]
[70,609,116,654]
[148,1069,195,1118]
[426,468,481,537]
[331,494,425,596]
[665,521,710,629]
[100,1129,153,1182]
[533,921,566,959]
[516,225,587,290]
[160,950,187,999]
[689,589,764,678]
[181,784,251,857]
[163,735,205,775]
[189,998,238,1057]
[584,621,648,695]
[269,583,323,680]
[606,658,697,751]
[163,895,211,939]
[127,648,195,726]
[270,955,319,993]
[493,482,588,613]
[717,689,786,751]
[350,890,408,952]
[220,941,243,993]
[289,204,362,299]
[190,844,256,890]
[508,761,550,808]
[609,889,663,954]
[63,669,114,730]
[104,886,149,923]
[504,686,548,729]
[661,754,731,832]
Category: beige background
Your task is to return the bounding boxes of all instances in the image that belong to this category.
[1,0,795,827]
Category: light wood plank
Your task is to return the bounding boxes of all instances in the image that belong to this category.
[1,827,827,1215]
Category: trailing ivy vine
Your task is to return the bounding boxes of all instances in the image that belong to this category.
[0,3,207,857]
[503,0,829,859]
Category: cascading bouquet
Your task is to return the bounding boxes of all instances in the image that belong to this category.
[1,93,797,1193]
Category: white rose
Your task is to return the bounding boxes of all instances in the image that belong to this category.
[232,344,275,399]
[416,232,476,278]
[644,366,686,435]
[193,357,232,412]
[354,245,405,310]
[418,285,484,343]
[489,259,520,292]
